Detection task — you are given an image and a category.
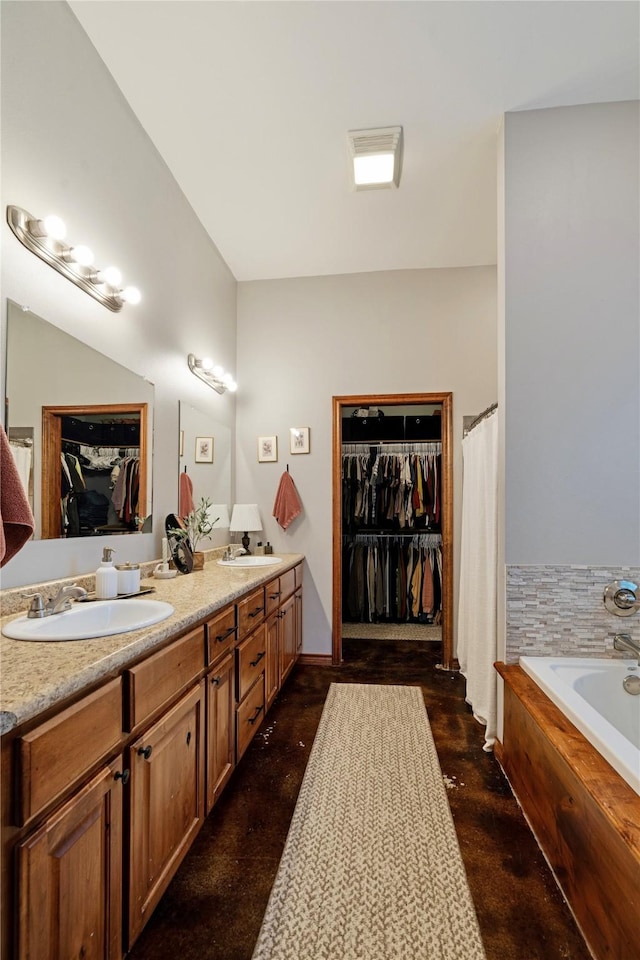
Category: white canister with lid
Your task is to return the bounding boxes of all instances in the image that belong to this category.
[115,562,140,595]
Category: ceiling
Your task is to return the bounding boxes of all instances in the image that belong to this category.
[69,1,639,282]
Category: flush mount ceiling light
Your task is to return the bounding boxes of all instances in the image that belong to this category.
[6,205,140,312]
[347,126,403,190]
[187,354,237,394]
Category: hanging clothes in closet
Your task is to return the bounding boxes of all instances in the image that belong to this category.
[342,442,441,532]
[342,533,442,624]
[60,428,141,535]
[341,440,443,624]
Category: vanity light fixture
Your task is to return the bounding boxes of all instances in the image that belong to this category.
[6,205,141,313]
[188,353,237,394]
[347,126,403,190]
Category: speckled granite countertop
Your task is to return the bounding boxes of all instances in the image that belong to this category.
[0,552,303,735]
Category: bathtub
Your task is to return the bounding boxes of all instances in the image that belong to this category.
[519,656,640,795]
[496,658,640,960]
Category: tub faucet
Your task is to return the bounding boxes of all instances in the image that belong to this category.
[613,634,640,657]
[24,584,88,618]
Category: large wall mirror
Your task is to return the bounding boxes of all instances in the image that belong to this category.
[4,301,154,539]
[179,400,231,523]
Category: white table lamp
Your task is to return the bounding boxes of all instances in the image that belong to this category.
[230,503,262,553]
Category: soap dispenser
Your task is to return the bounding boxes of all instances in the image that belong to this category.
[96,547,117,599]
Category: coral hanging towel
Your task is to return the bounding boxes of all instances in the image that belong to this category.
[0,424,34,567]
[273,471,303,530]
[179,469,195,518]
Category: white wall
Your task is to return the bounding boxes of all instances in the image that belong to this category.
[236,267,497,655]
[503,100,640,566]
[1,1,237,587]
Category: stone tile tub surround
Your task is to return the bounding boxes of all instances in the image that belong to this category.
[0,550,303,734]
[506,565,640,662]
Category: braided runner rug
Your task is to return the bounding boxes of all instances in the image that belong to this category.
[251,683,486,960]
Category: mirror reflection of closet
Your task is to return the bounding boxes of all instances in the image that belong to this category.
[42,403,148,539]
[178,400,231,521]
[333,392,453,669]
[4,301,154,540]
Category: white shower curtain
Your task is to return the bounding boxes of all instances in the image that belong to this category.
[457,409,498,751]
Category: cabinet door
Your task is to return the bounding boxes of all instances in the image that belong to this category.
[17,756,125,960]
[279,594,296,684]
[294,587,303,654]
[128,681,205,946]
[206,654,235,813]
[265,612,280,710]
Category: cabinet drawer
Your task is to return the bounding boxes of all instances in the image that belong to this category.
[237,587,265,639]
[126,627,205,729]
[265,577,282,617]
[206,605,237,664]
[236,676,264,761]
[279,568,296,602]
[237,624,267,701]
[16,677,123,825]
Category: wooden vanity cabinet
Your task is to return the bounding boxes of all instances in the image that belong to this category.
[205,606,237,812]
[6,678,126,960]
[16,754,125,960]
[125,628,206,947]
[1,560,303,960]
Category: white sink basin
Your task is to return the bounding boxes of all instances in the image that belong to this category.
[2,599,174,642]
[217,556,282,567]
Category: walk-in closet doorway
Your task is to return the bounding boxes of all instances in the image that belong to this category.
[332,393,454,668]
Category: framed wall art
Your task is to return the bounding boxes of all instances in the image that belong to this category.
[290,427,310,454]
[258,435,278,462]
[195,436,214,463]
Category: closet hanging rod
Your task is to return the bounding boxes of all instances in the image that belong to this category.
[61,437,140,449]
[344,529,441,537]
[9,437,33,447]
[465,402,498,435]
[342,441,441,453]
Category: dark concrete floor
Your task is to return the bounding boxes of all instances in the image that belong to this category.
[127,639,591,960]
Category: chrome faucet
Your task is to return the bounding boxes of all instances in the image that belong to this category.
[24,584,88,618]
[222,546,247,561]
[613,633,640,657]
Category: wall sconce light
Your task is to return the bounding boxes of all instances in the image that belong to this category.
[188,354,237,394]
[347,126,403,190]
[6,205,141,313]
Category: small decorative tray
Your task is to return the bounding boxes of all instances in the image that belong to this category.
[79,586,156,602]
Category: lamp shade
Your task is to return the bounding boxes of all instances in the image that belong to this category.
[208,504,230,528]
[230,503,262,533]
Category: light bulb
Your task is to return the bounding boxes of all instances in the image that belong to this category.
[222,372,234,387]
[43,215,67,240]
[200,357,214,371]
[120,286,141,305]
[98,266,122,287]
[70,245,94,267]
[227,380,238,393]
[212,365,224,378]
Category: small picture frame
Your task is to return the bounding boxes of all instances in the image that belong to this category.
[195,436,214,463]
[258,435,278,462]
[290,427,310,455]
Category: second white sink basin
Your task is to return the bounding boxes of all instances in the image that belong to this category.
[2,599,174,642]
[217,556,282,567]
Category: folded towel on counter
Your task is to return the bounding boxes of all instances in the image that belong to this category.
[179,469,195,518]
[273,470,303,530]
[1,424,34,567]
